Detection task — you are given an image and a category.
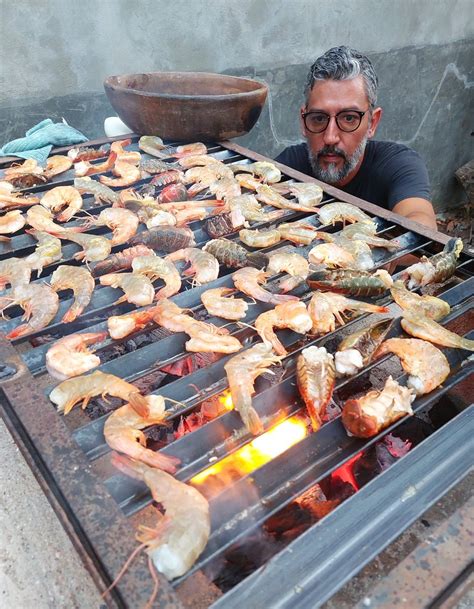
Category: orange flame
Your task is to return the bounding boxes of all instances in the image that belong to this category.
[191,416,308,491]
[218,389,234,411]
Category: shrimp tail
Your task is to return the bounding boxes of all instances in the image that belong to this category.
[242,406,264,436]
[128,391,151,418]
[460,336,474,351]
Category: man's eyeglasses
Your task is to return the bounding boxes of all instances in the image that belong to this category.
[302,109,369,134]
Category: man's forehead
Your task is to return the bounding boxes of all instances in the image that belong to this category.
[307,76,369,110]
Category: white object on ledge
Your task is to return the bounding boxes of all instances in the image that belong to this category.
[104,116,134,137]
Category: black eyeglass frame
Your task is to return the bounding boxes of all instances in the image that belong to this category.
[301,109,369,134]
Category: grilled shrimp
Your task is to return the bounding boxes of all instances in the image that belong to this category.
[140,157,176,175]
[26,205,64,232]
[46,331,107,380]
[132,255,181,299]
[110,138,141,163]
[401,311,474,351]
[158,182,188,204]
[335,318,393,376]
[307,268,393,296]
[74,176,119,205]
[50,265,95,322]
[255,301,312,355]
[224,342,282,435]
[0,210,26,237]
[296,346,336,430]
[339,222,401,250]
[110,453,210,580]
[256,184,320,213]
[49,370,150,417]
[152,299,242,353]
[4,158,43,179]
[308,291,389,334]
[0,257,31,290]
[234,173,262,191]
[267,251,310,293]
[68,144,110,162]
[308,242,356,268]
[286,183,323,208]
[99,272,155,306]
[400,238,463,288]
[104,395,179,473]
[341,376,415,438]
[0,189,40,210]
[178,154,218,168]
[232,161,281,184]
[203,238,267,270]
[318,202,375,228]
[40,186,83,222]
[209,177,242,200]
[390,280,450,321]
[239,228,281,248]
[53,230,112,262]
[201,287,248,320]
[277,222,320,245]
[138,135,165,157]
[1,284,59,339]
[233,267,298,305]
[128,226,195,253]
[91,245,155,277]
[184,321,243,354]
[228,194,285,224]
[83,208,139,245]
[74,151,117,177]
[166,247,219,285]
[99,159,141,187]
[44,155,73,179]
[24,230,62,276]
[107,306,157,339]
[174,207,208,226]
[376,338,450,395]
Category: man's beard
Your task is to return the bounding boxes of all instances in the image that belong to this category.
[308,137,367,184]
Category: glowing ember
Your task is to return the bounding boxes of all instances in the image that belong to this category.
[331,452,363,491]
[191,416,308,491]
[219,389,234,411]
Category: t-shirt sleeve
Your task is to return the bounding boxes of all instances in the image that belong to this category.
[385,148,431,210]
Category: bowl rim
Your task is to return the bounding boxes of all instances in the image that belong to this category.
[103,71,269,101]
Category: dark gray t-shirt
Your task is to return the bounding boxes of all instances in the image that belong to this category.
[274,140,431,210]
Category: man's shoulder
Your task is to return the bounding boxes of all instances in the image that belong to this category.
[367,140,425,164]
[274,143,311,174]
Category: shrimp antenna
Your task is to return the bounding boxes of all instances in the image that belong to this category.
[163,396,188,411]
[236,320,257,332]
[101,541,148,599]
[144,556,160,609]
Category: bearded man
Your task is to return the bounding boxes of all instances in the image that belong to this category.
[275,46,437,229]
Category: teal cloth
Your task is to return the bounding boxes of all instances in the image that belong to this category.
[0,119,88,164]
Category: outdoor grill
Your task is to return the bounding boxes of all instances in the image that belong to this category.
[0,135,472,609]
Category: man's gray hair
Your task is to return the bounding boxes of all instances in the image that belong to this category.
[305,46,378,108]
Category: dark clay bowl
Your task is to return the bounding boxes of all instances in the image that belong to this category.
[103,72,268,141]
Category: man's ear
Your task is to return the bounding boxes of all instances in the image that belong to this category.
[368,107,382,138]
[300,105,307,137]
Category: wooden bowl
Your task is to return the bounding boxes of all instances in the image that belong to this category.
[103,72,268,141]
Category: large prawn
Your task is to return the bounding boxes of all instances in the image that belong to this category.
[46,331,107,380]
[104,395,180,473]
[1,283,59,339]
[296,346,336,431]
[255,301,312,355]
[224,342,282,435]
[49,370,151,417]
[50,265,95,322]
[233,267,298,305]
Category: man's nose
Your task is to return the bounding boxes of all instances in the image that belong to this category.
[323,116,341,146]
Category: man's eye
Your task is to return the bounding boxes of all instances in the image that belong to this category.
[340,113,358,124]
[309,114,328,124]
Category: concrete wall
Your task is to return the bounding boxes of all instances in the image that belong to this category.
[1,0,473,210]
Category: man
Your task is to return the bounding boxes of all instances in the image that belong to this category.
[275,46,437,229]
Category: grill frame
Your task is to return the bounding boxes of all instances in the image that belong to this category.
[0,136,472,609]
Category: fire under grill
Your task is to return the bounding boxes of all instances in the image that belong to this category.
[0,136,472,609]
